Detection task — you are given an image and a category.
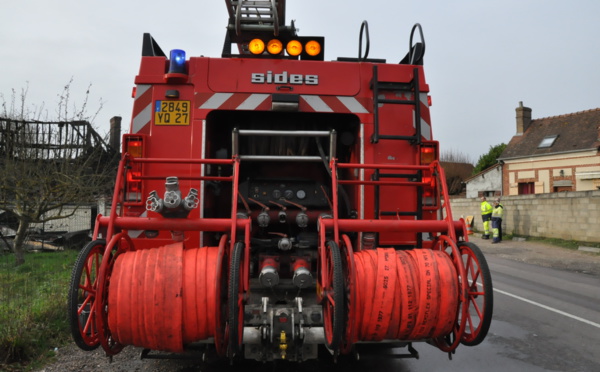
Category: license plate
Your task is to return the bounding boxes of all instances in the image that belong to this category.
[154,100,190,125]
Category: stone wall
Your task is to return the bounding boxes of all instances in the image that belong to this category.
[449,190,600,242]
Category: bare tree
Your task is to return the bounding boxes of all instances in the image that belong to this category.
[0,82,117,265]
[440,149,474,196]
[440,149,474,165]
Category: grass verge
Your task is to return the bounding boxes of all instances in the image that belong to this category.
[0,250,79,371]
[473,230,600,251]
[515,236,600,251]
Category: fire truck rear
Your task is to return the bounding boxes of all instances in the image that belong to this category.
[68,0,493,363]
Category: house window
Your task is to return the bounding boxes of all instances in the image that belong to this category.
[554,186,572,192]
[518,182,535,194]
[538,135,558,148]
[552,180,572,193]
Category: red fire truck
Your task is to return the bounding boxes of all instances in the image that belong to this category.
[68,0,493,363]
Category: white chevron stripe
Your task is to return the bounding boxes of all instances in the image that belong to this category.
[413,111,432,141]
[132,104,151,133]
[135,84,151,98]
[200,93,234,109]
[301,95,333,112]
[337,96,369,113]
[419,93,431,140]
[419,92,429,106]
[237,94,269,110]
[420,118,432,140]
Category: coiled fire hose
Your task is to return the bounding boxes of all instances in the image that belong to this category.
[107,241,225,353]
[353,248,459,342]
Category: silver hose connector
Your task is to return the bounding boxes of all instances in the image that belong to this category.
[182,188,199,211]
[163,176,182,209]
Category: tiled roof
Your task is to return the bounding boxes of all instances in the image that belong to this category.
[499,108,600,160]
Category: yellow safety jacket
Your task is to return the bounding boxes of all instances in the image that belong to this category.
[492,204,504,219]
[480,201,492,216]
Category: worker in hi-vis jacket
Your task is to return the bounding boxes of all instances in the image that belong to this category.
[480,196,493,239]
[491,198,504,243]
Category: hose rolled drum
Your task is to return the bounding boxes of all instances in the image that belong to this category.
[352,248,458,343]
[107,242,224,352]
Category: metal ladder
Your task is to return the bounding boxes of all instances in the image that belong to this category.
[225,0,286,36]
[370,65,422,145]
[369,66,427,246]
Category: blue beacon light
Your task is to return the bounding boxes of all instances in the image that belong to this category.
[168,49,187,74]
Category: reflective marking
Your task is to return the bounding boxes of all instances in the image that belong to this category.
[337,96,369,113]
[200,93,234,109]
[413,112,432,140]
[494,288,600,329]
[135,84,151,98]
[420,118,432,140]
[301,95,333,112]
[127,211,147,238]
[132,104,151,133]
[237,94,269,110]
[419,92,428,106]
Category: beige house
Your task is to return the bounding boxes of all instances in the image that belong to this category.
[499,102,600,195]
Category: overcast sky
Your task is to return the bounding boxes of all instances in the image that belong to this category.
[2,0,599,162]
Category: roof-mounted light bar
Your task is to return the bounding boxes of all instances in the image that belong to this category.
[267,39,283,54]
[248,39,266,55]
[286,40,303,56]
[247,37,324,60]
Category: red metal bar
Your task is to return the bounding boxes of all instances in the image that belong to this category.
[133,175,233,182]
[330,159,339,244]
[230,158,240,247]
[321,218,463,234]
[337,163,431,171]
[131,157,235,165]
[97,216,250,232]
[431,161,458,242]
[92,214,102,240]
[338,180,430,186]
[107,157,128,238]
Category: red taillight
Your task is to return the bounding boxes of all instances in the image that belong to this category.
[422,176,435,187]
[123,136,144,203]
[126,140,143,157]
[127,171,142,192]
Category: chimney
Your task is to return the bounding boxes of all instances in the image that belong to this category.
[515,101,532,135]
[110,116,122,151]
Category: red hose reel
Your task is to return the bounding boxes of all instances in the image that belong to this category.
[353,248,458,341]
[336,234,477,354]
[106,238,227,354]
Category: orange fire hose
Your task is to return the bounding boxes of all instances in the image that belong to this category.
[107,242,223,352]
[353,248,458,342]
